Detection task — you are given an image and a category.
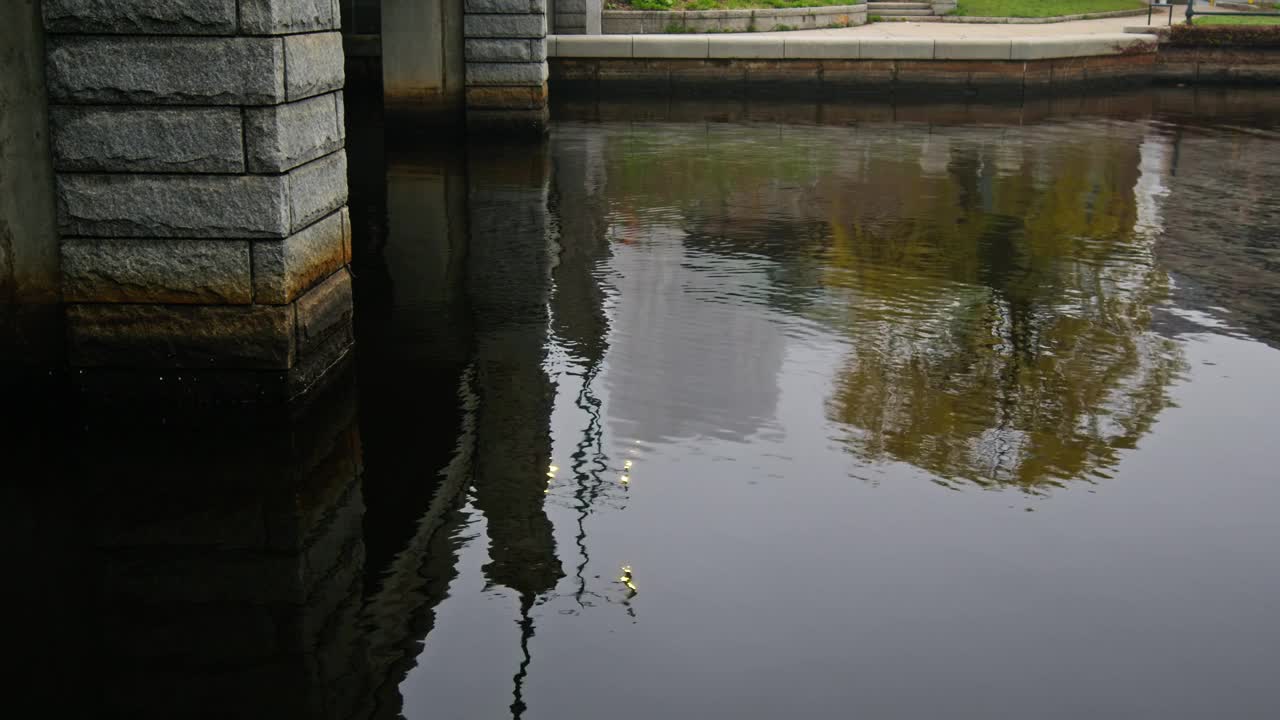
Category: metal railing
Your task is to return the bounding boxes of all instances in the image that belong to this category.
[1185,0,1280,24]
[1149,0,1175,25]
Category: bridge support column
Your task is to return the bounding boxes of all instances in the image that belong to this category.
[43,1,354,398]
[552,0,603,35]
[381,0,464,123]
[464,0,550,134]
[1,0,62,370]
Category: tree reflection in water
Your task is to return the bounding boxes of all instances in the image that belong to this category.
[820,135,1187,489]
[596,122,1188,490]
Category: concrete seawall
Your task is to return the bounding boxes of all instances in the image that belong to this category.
[550,34,1162,96]
[1154,46,1280,84]
[550,33,1280,95]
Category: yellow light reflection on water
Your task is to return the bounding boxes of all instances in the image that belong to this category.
[619,565,637,592]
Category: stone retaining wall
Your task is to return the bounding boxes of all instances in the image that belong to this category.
[603,4,867,34]
[1153,46,1280,83]
[936,8,1150,23]
[550,34,1160,96]
[553,55,1158,97]
[43,0,353,397]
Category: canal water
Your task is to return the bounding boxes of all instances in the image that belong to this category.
[8,90,1280,718]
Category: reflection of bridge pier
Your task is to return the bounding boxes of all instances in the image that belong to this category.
[346,133,477,719]
[548,129,617,604]
[342,136,568,717]
[466,142,564,602]
[10,372,372,719]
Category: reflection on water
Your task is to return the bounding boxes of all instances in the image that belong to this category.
[8,90,1280,718]
[593,122,1190,488]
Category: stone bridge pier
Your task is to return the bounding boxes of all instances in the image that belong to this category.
[1,0,559,400]
[375,0,551,132]
[39,0,355,398]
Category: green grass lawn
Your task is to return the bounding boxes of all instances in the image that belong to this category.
[609,0,857,10]
[952,0,1146,17]
[1194,14,1280,24]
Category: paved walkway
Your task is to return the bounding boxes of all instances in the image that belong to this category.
[758,14,1178,38]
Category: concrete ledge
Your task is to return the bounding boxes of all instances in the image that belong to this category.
[550,33,1159,61]
[858,38,935,60]
[556,35,633,58]
[935,39,1012,61]
[783,37,861,59]
[1011,34,1156,60]
[633,36,710,59]
[709,37,785,60]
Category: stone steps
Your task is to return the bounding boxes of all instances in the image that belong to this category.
[867,1,937,18]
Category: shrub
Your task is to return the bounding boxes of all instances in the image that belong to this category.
[1169,23,1280,47]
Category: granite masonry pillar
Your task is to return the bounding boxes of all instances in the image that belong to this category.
[43,1,354,398]
[464,0,550,134]
[552,0,602,35]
